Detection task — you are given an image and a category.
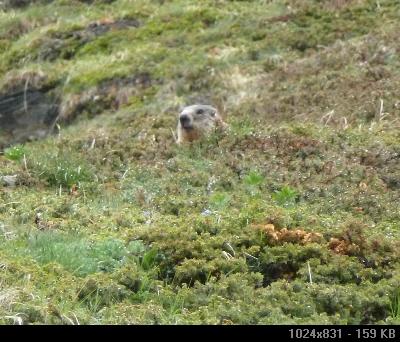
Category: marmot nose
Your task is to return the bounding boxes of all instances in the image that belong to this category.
[180,114,190,125]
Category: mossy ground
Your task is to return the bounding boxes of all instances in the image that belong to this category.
[0,0,400,324]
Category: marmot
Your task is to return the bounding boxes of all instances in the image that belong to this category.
[176,104,227,144]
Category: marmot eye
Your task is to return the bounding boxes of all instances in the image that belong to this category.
[196,109,204,115]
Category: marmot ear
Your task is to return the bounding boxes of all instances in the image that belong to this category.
[210,109,217,117]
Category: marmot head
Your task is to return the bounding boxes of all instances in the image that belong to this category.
[177,104,227,144]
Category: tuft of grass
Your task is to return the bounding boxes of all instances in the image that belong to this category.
[26,232,149,277]
[209,192,231,210]
[390,288,400,319]
[140,248,158,271]
[4,145,26,161]
[272,185,299,207]
[244,171,264,187]
[28,148,94,189]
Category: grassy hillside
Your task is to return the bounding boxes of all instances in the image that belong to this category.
[0,0,400,324]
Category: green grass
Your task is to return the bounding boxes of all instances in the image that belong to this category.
[0,0,399,325]
[4,145,26,161]
[390,288,400,319]
[26,233,130,276]
[272,185,299,207]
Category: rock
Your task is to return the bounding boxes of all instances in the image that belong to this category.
[0,72,60,147]
[1,175,18,187]
[59,73,152,123]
